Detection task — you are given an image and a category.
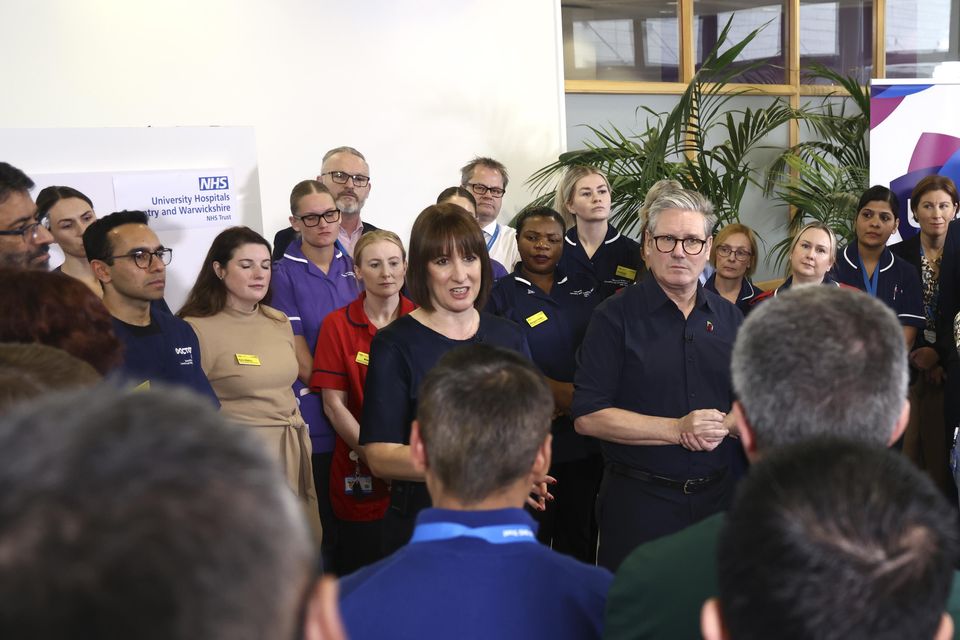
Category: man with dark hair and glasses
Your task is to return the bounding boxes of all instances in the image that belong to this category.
[573,189,742,571]
[83,210,217,404]
[0,161,54,269]
[460,156,521,271]
[272,146,381,260]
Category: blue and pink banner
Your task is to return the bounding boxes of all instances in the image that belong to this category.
[870,81,960,242]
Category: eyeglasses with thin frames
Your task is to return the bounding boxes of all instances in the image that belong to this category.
[320,171,370,188]
[107,248,173,269]
[294,209,341,227]
[651,235,707,256]
[715,245,752,262]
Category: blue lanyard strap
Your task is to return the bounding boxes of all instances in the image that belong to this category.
[857,256,880,297]
[410,522,537,545]
[486,224,500,251]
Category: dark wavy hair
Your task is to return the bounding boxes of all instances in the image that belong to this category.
[0,269,123,375]
[36,185,94,218]
[178,227,273,319]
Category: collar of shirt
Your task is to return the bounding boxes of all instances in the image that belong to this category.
[705,272,759,304]
[338,220,365,257]
[282,238,348,278]
[345,291,416,337]
[482,219,499,239]
[840,242,895,273]
[415,506,537,532]
[563,223,621,248]
[641,275,715,314]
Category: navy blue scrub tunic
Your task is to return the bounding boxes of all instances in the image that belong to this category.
[833,243,925,329]
[703,273,763,316]
[558,224,644,301]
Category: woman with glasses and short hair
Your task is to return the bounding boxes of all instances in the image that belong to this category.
[554,165,644,301]
[179,226,323,546]
[270,180,360,560]
[704,223,763,315]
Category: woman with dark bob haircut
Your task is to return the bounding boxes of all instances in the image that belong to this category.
[360,203,531,554]
[178,226,323,545]
[0,269,122,375]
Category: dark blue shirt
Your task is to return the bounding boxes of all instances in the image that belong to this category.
[572,278,742,477]
[110,308,219,407]
[340,507,612,640]
[486,268,602,463]
[833,244,925,328]
[703,273,763,316]
[361,312,531,447]
[558,224,643,301]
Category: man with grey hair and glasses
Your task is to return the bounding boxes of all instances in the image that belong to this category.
[573,188,741,571]
[460,156,521,271]
[273,146,381,260]
[0,161,54,269]
[601,285,957,640]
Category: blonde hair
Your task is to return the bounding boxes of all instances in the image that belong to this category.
[553,165,611,228]
[353,230,406,265]
[710,223,760,277]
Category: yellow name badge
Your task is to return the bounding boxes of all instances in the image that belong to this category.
[134,380,151,391]
[235,354,261,366]
[355,351,370,366]
[615,265,637,280]
[526,311,548,328]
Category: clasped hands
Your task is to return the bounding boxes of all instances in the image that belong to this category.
[677,409,735,452]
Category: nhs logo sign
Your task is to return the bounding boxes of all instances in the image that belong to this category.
[198,176,229,191]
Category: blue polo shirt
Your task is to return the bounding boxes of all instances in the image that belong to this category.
[833,244,925,328]
[558,224,643,301]
[703,273,763,316]
[340,507,612,640]
[486,268,602,463]
[572,277,742,478]
[271,239,360,453]
[110,308,219,407]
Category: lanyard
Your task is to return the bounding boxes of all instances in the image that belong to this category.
[410,522,537,545]
[857,256,880,297]
[486,224,500,252]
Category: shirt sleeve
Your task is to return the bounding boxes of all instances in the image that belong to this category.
[360,332,413,445]
[182,321,221,409]
[572,299,625,418]
[269,265,304,336]
[310,313,349,392]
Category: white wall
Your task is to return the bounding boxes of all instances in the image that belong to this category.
[0,0,565,250]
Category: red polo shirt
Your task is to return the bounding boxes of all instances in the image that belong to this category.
[311,292,416,521]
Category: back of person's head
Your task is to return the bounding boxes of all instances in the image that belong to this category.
[0,386,316,640]
[709,437,957,640]
[82,210,150,263]
[0,162,34,204]
[0,268,123,374]
[731,286,907,449]
[416,344,552,504]
[0,343,101,413]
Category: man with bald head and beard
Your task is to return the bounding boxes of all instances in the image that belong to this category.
[0,162,54,270]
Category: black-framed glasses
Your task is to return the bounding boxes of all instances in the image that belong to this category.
[652,235,707,255]
[716,245,752,262]
[294,209,341,227]
[0,214,48,241]
[320,171,370,187]
[107,248,173,269]
[466,183,506,198]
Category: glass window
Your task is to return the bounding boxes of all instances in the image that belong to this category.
[799,0,872,85]
[562,2,680,82]
[694,1,787,84]
[885,0,958,79]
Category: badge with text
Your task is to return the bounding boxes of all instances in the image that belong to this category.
[355,351,370,365]
[235,354,261,366]
[526,311,549,327]
[615,265,637,280]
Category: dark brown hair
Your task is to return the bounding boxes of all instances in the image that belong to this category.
[910,175,959,213]
[178,227,273,319]
[406,204,492,311]
[0,269,122,374]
